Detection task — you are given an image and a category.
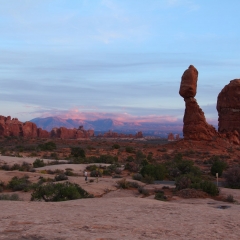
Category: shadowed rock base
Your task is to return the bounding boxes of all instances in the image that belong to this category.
[183,98,217,140]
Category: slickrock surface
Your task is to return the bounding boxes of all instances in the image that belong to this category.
[1,197,240,240]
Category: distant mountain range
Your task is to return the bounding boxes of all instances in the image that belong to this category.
[30,117,184,137]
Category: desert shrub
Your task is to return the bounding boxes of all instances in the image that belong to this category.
[140,164,166,181]
[38,141,56,151]
[65,170,75,176]
[71,147,85,158]
[103,169,112,176]
[127,181,139,188]
[154,190,167,201]
[90,170,102,177]
[72,158,85,164]
[211,158,228,177]
[0,181,4,192]
[165,156,201,179]
[138,186,149,196]
[114,168,122,174]
[125,162,140,172]
[141,159,149,167]
[0,193,20,201]
[224,167,240,188]
[112,144,120,149]
[126,156,134,162]
[142,175,154,184]
[33,159,45,168]
[226,194,235,203]
[86,165,98,171]
[132,173,143,181]
[50,152,59,160]
[11,163,21,170]
[7,176,31,191]
[136,150,146,161]
[125,146,134,153]
[54,174,68,181]
[175,174,219,196]
[99,155,118,164]
[1,164,10,171]
[31,182,92,202]
[117,178,130,189]
[19,162,32,172]
[198,181,219,196]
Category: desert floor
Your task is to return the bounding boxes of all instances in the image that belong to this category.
[1,155,240,240]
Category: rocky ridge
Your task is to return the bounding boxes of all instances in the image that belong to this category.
[0,115,93,139]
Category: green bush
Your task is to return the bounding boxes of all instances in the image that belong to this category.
[125,146,134,153]
[54,174,68,181]
[38,141,56,151]
[71,147,85,158]
[199,180,219,196]
[154,191,167,201]
[86,165,98,171]
[140,164,166,181]
[211,158,228,177]
[31,182,92,202]
[175,174,219,196]
[0,193,20,201]
[132,173,143,181]
[33,159,45,168]
[116,178,130,189]
[112,144,120,149]
[7,176,31,191]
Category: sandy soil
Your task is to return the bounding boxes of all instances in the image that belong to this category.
[1,156,240,239]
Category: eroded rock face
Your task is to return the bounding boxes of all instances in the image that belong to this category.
[180,66,217,141]
[183,98,217,140]
[217,79,240,134]
[179,65,198,98]
[22,121,38,138]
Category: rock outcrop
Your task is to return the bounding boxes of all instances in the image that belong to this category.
[0,115,94,139]
[217,79,240,133]
[217,79,240,144]
[180,65,217,140]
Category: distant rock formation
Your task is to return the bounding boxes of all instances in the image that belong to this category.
[217,79,240,144]
[0,115,94,139]
[179,65,217,141]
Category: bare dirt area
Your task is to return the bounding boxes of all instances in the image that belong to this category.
[1,137,240,239]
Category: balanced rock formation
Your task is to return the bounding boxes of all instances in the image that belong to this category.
[180,65,217,140]
[217,79,240,144]
[179,65,198,98]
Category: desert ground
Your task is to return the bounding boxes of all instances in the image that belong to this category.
[1,137,240,239]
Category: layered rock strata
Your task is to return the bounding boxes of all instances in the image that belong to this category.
[180,65,217,140]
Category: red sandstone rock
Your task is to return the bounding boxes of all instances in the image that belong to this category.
[179,65,198,98]
[183,98,217,140]
[37,128,50,138]
[22,122,38,138]
[217,79,240,134]
[168,133,174,141]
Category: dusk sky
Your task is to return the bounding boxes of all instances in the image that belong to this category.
[1,0,240,126]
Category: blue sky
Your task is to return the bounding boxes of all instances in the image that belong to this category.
[0,0,240,125]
